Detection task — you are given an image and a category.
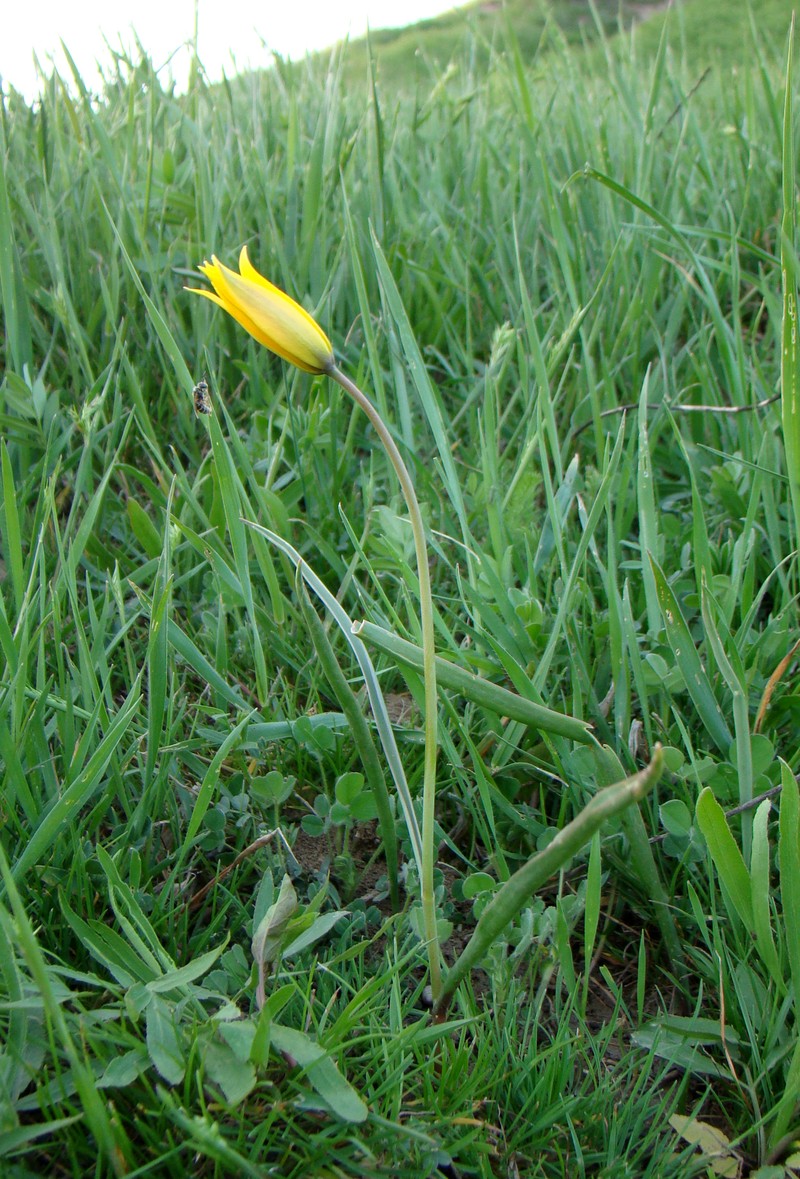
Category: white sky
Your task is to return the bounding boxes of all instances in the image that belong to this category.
[1,0,461,103]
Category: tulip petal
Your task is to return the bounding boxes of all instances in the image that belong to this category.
[188,249,334,374]
[192,286,293,361]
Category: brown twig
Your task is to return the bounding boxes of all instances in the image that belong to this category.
[573,394,779,437]
[648,784,783,845]
[657,67,712,136]
[183,830,287,912]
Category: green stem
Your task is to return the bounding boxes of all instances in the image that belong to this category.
[329,364,442,1002]
[434,747,664,1017]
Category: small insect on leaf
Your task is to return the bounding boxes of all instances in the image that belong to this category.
[193,375,213,415]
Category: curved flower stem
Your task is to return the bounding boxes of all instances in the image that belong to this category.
[329,363,442,1002]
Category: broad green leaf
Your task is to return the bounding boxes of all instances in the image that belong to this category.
[335,772,365,806]
[632,1026,732,1080]
[98,1051,148,1089]
[145,997,185,1085]
[462,873,497,900]
[659,800,693,838]
[282,911,348,959]
[695,788,753,930]
[127,499,162,560]
[202,1039,257,1106]
[218,1021,257,1064]
[248,985,294,1068]
[270,1024,368,1124]
[146,943,227,995]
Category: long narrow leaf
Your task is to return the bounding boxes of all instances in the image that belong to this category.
[245,522,424,870]
[295,574,400,910]
[9,674,143,882]
[695,787,753,930]
[436,748,664,1013]
[750,798,781,986]
[650,556,732,753]
[780,24,800,544]
[357,620,594,744]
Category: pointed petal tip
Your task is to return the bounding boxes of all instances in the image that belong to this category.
[190,244,334,373]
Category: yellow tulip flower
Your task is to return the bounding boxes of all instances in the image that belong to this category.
[188,246,334,374]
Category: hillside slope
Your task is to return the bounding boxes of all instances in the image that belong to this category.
[320,0,793,88]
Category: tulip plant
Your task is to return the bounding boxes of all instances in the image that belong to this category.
[189,248,443,1000]
[188,247,663,1013]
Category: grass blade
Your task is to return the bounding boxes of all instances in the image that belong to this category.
[436,748,664,1014]
[695,787,753,930]
[780,20,800,545]
[649,556,732,753]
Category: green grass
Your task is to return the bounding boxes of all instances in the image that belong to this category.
[633,0,796,65]
[1,0,800,1175]
[328,0,661,91]
[309,0,796,92]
